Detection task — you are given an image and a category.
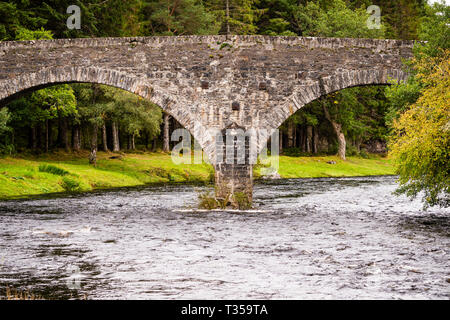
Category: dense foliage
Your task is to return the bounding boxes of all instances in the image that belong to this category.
[387,2,449,208]
[390,52,449,208]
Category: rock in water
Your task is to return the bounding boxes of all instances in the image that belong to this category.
[262,170,281,180]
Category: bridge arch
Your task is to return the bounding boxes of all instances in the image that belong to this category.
[274,68,407,132]
[0,65,202,149]
[256,68,408,154]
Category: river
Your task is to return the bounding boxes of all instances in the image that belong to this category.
[0,176,448,299]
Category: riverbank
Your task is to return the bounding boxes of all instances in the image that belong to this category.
[0,151,396,199]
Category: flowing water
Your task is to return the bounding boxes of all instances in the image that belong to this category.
[0,176,448,299]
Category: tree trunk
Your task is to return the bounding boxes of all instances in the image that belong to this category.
[163,112,170,152]
[356,138,362,153]
[152,137,157,152]
[301,127,306,152]
[323,104,346,160]
[45,119,49,153]
[293,125,297,148]
[31,126,37,151]
[120,132,124,150]
[61,117,69,152]
[313,126,319,154]
[131,133,136,150]
[71,126,75,149]
[56,114,69,151]
[102,123,108,152]
[89,123,98,166]
[336,130,346,160]
[306,126,313,153]
[143,132,148,150]
[57,115,62,148]
[37,123,42,151]
[79,126,83,150]
[279,130,283,154]
[112,121,120,152]
[287,121,294,148]
[72,125,81,151]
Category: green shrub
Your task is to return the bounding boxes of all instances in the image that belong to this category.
[327,143,339,155]
[360,149,370,159]
[233,192,252,210]
[346,145,358,157]
[61,176,81,192]
[198,190,251,210]
[198,191,219,210]
[198,191,231,209]
[39,164,69,176]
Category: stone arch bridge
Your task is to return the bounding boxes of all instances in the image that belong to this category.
[0,35,414,205]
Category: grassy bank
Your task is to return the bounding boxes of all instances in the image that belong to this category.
[269,155,395,178]
[0,151,396,199]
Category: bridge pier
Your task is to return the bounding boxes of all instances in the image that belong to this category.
[214,163,253,208]
[212,123,254,208]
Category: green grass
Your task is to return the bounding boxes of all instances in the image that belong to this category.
[256,155,396,179]
[0,151,396,199]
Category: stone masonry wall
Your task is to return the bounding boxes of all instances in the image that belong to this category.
[0,35,414,161]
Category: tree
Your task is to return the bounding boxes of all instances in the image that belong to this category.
[205,0,263,35]
[100,85,162,152]
[0,108,12,153]
[296,0,386,38]
[322,99,346,160]
[0,0,146,39]
[0,0,47,40]
[14,26,53,40]
[389,51,449,208]
[387,2,449,208]
[142,0,220,36]
[256,0,299,36]
[29,85,77,152]
[71,83,107,164]
[163,112,170,152]
[0,108,9,133]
